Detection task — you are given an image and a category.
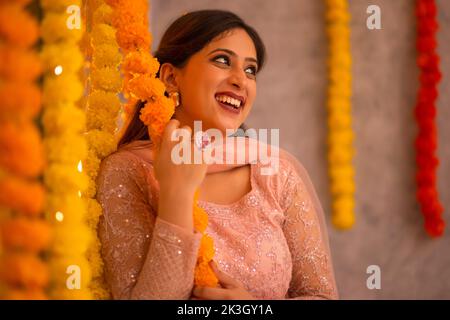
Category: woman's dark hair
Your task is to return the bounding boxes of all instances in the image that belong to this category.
[118,9,267,148]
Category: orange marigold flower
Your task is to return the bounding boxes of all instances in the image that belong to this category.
[194,261,219,287]
[0,4,39,48]
[0,253,49,289]
[0,176,45,217]
[127,75,166,101]
[116,22,151,53]
[123,51,160,76]
[1,218,52,252]
[0,121,45,178]
[5,289,47,300]
[198,234,215,263]
[0,46,42,82]
[0,82,42,120]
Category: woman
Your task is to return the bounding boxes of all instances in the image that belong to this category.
[97,9,338,300]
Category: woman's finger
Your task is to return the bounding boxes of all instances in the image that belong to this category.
[209,260,241,289]
[162,119,181,143]
[193,286,231,300]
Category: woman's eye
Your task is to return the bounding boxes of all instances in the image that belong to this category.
[214,55,229,65]
[245,66,257,76]
[213,55,257,78]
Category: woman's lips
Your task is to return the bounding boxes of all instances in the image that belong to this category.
[216,99,241,115]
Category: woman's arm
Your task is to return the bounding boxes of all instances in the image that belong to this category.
[97,153,202,299]
[280,159,338,300]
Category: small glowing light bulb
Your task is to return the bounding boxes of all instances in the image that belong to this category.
[54,65,63,75]
[55,211,64,222]
[77,160,82,173]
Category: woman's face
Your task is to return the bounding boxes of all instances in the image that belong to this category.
[173,28,258,134]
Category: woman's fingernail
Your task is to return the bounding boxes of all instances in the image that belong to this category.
[194,131,211,150]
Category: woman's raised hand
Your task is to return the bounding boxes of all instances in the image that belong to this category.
[154,119,208,198]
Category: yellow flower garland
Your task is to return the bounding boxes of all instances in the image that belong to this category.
[325,0,356,229]
[40,0,93,299]
[0,1,50,300]
[83,0,122,299]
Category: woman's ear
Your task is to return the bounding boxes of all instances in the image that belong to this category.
[159,63,179,92]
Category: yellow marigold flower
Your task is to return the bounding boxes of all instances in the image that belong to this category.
[93,44,121,69]
[89,281,111,300]
[91,67,122,91]
[40,43,84,75]
[85,177,97,199]
[40,0,81,11]
[91,23,117,47]
[44,134,88,166]
[51,224,92,256]
[44,163,88,193]
[42,103,86,135]
[86,238,104,278]
[85,130,117,159]
[84,150,101,180]
[93,3,113,25]
[329,164,354,180]
[50,288,92,300]
[332,197,355,229]
[330,179,355,196]
[41,12,82,44]
[46,193,86,226]
[87,89,121,114]
[43,74,84,105]
[86,198,103,232]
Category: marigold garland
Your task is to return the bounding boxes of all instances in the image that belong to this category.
[414,0,445,237]
[83,0,123,299]
[325,0,356,230]
[40,0,92,299]
[0,1,49,299]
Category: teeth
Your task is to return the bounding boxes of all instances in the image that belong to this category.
[215,95,242,108]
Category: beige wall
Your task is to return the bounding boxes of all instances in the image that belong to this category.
[150,0,450,299]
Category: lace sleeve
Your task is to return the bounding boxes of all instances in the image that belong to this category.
[97,152,202,300]
[279,153,338,300]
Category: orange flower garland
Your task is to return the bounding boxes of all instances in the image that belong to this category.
[110,0,218,287]
[0,0,50,299]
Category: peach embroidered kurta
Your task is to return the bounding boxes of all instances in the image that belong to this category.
[97,141,338,300]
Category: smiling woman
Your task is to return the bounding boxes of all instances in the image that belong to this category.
[97,9,338,300]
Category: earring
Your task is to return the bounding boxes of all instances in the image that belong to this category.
[169,91,180,107]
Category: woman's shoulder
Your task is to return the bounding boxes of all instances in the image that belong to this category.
[98,145,151,187]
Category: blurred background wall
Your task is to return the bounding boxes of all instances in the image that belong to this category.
[150,0,450,299]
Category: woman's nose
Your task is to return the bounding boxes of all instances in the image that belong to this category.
[229,68,246,89]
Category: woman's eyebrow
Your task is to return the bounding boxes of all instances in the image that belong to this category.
[208,48,258,65]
